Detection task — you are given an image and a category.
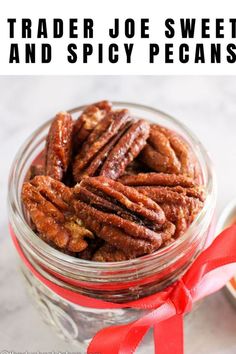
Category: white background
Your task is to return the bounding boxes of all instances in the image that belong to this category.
[2,0,236,74]
[0,76,236,353]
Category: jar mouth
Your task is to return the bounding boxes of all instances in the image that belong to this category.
[8,101,217,272]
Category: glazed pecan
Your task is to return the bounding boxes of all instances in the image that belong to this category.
[120,172,205,238]
[73,112,149,182]
[140,125,196,178]
[73,101,112,152]
[77,120,132,180]
[139,189,203,237]
[73,176,175,257]
[99,119,150,179]
[73,109,130,181]
[29,175,73,212]
[92,243,129,262]
[45,112,73,181]
[120,172,196,188]
[22,176,93,252]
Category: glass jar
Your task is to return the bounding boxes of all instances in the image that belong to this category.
[8,102,217,350]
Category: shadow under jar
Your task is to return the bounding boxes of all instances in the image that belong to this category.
[8,102,217,350]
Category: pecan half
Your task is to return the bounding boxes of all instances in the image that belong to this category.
[73,176,175,257]
[99,119,150,179]
[120,172,205,238]
[45,112,73,181]
[78,121,132,180]
[140,125,196,178]
[138,187,203,237]
[73,109,130,182]
[120,172,196,188]
[22,176,93,252]
[73,112,149,181]
[73,101,112,152]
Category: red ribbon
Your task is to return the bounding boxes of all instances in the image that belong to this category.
[10,225,236,354]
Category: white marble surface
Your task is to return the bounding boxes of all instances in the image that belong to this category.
[0,76,236,353]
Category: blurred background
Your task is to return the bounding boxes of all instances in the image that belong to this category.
[0,76,236,353]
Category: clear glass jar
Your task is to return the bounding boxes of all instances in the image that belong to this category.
[8,102,217,350]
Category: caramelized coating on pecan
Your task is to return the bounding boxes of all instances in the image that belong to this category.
[73,177,175,257]
[73,115,149,181]
[140,125,196,178]
[136,186,205,205]
[92,243,130,262]
[30,175,73,212]
[73,101,112,152]
[75,176,166,225]
[121,172,205,238]
[45,112,73,181]
[100,119,150,179]
[22,176,93,252]
[119,172,196,188]
[73,109,130,182]
[77,121,132,180]
[138,187,203,237]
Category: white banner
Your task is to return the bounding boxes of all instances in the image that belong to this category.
[1,0,236,75]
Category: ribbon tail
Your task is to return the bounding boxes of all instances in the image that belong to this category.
[154,314,184,354]
[87,322,150,354]
[88,301,177,354]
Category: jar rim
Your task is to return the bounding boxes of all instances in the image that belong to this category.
[8,101,217,273]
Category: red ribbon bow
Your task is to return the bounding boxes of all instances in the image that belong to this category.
[11,225,236,354]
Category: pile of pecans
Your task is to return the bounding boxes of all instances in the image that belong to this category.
[22,101,205,262]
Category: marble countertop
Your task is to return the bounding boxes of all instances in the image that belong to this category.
[0,76,236,353]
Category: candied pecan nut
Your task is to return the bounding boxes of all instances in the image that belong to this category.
[75,176,166,225]
[73,117,149,181]
[73,101,112,152]
[73,109,130,182]
[119,172,196,188]
[138,185,203,236]
[137,187,203,238]
[92,243,130,262]
[136,186,203,207]
[99,119,150,179]
[22,181,69,248]
[30,175,73,212]
[73,203,161,257]
[80,121,132,179]
[73,177,175,257]
[140,125,196,178]
[120,172,205,238]
[161,204,189,238]
[165,185,205,202]
[22,176,93,252]
[45,112,73,181]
